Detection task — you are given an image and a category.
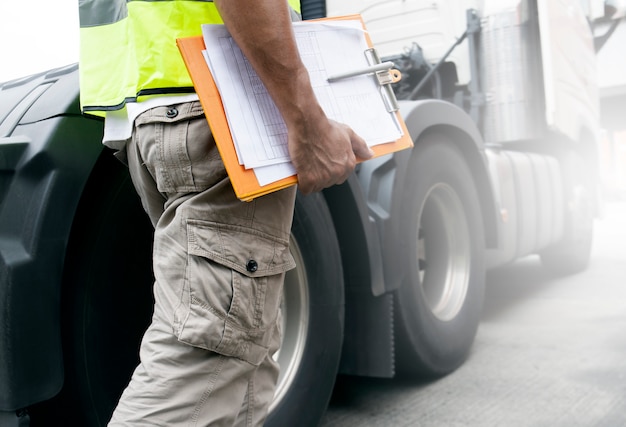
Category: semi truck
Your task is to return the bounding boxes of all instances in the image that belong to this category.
[1,0,622,425]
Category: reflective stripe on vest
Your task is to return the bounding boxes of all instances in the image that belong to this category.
[79,0,302,116]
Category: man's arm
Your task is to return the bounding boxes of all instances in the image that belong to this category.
[213,0,373,194]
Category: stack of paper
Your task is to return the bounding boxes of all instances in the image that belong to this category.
[200,19,404,186]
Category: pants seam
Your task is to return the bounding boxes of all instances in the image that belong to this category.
[246,374,255,427]
[190,354,227,425]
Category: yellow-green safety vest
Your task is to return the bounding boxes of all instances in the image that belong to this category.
[78,0,302,117]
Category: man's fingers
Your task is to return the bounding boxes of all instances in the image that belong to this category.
[349,130,374,160]
[292,121,371,194]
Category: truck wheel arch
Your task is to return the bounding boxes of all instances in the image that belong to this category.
[0,65,105,412]
[360,99,498,295]
[399,100,498,248]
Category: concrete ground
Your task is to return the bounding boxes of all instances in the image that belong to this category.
[320,201,626,427]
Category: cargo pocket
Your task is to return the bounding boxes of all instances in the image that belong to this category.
[174,219,295,365]
[134,101,224,194]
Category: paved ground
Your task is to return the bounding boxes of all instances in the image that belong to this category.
[319,201,626,427]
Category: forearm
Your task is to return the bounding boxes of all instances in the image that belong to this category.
[212,0,373,193]
[213,0,325,129]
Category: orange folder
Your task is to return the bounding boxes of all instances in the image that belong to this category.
[177,15,413,201]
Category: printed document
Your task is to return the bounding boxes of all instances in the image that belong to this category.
[201,20,403,185]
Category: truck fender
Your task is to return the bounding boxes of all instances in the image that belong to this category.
[0,65,103,411]
[323,177,395,379]
[357,99,499,294]
[323,176,385,296]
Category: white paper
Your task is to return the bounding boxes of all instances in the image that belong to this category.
[201,20,403,185]
[254,161,297,187]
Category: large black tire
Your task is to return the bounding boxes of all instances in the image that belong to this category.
[266,193,344,427]
[394,133,486,377]
[540,152,594,276]
[30,151,344,426]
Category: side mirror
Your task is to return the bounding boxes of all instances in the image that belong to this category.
[593,0,625,51]
[604,0,626,18]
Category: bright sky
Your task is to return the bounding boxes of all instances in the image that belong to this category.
[0,1,79,82]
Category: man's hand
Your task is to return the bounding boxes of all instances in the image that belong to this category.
[288,110,373,194]
[214,0,372,193]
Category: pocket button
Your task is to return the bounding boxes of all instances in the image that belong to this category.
[166,107,179,118]
[246,259,258,273]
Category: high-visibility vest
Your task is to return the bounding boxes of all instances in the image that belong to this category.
[79,0,302,117]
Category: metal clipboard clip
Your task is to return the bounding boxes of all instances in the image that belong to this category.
[326,48,401,112]
[365,48,401,113]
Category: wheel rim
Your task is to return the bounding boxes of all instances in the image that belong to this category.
[270,235,310,411]
[416,183,471,321]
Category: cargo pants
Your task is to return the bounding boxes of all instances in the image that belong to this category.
[109,101,297,426]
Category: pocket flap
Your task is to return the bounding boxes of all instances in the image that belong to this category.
[187,219,295,277]
[135,101,205,125]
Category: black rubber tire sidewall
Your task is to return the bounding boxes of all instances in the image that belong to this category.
[265,192,345,427]
[394,134,485,377]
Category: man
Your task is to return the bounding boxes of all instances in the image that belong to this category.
[78,0,372,425]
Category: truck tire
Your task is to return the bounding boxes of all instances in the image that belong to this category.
[540,152,594,276]
[266,192,344,427]
[31,152,344,426]
[394,133,485,377]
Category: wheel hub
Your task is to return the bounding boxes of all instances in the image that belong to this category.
[417,183,471,321]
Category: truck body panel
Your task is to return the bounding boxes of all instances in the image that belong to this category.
[0,66,104,410]
[538,0,600,141]
[327,0,477,84]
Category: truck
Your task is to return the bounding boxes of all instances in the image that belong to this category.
[1,0,623,425]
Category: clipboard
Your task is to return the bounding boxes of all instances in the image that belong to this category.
[177,14,413,202]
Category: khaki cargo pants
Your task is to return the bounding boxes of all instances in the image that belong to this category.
[109,101,297,426]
